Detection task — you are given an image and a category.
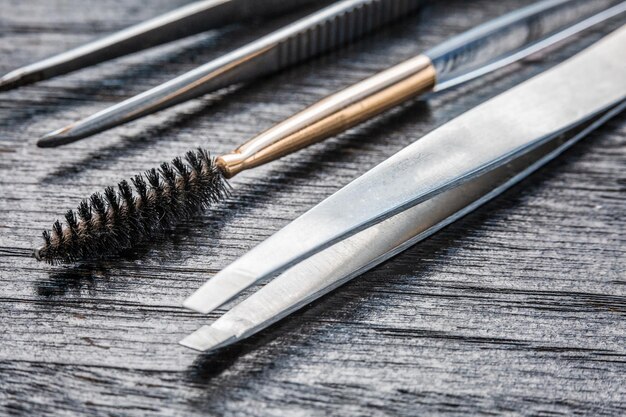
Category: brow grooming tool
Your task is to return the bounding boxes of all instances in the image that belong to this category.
[181,25,626,352]
[0,0,327,92]
[36,0,426,147]
[35,0,626,264]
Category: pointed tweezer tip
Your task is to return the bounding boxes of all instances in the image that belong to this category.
[179,325,237,352]
[37,126,79,148]
[0,71,25,92]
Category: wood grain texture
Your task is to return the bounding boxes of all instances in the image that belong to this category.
[0,1,624,415]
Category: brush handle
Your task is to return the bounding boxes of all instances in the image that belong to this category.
[216,54,437,177]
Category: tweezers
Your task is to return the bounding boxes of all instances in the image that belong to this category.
[180,25,626,352]
[213,0,626,179]
[0,0,325,91]
[33,0,426,147]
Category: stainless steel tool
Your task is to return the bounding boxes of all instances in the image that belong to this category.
[36,0,426,147]
[180,25,626,352]
[0,0,326,92]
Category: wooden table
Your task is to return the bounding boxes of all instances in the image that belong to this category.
[1,1,624,415]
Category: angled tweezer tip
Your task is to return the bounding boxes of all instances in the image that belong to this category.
[179,325,237,352]
[183,270,251,314]
[182,287,228,314]
[182,296,212,314]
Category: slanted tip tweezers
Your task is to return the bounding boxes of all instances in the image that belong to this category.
[28,0,426,147]
[180,23,626,352]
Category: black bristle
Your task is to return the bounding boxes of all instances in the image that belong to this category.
[90,193,107,219]
[159,161,180,220]
[171,157,189,181]
[75,200,94,260]
[118,180,134,203]
[77,200,92,222]
[145,167,169,229]
[105,185,130,249]
[36,230,53,262]
[64,210,80,261]
[65,210,79,235]
[104,186,121,230]
[104,186,119,213]
[131,175,148,202]
[197,148,211,165]
[135,173,160,233]
[118,180,141,240]
[145,168,161,189]
[37,149,229,264]
[42,230,51,247]
[171,157,193,217]
[52,220,64,245]
[159,162,176,184]
[185,150,202,174]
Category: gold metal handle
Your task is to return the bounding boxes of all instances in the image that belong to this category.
[216,54,437,178]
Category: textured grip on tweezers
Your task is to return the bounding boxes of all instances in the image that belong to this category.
[276,0,421,67]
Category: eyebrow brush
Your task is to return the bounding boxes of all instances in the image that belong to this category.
[35,0,626,263]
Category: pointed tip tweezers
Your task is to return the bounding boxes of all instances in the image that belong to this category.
[29,0,425,147]
[180,25,626,352]
[0,0,329,93]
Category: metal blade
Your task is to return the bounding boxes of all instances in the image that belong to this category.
[180,98,626,351]
[183,25,626,315]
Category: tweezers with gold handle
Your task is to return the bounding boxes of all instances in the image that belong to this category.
[215,0,626,178]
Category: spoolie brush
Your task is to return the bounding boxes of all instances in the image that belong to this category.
[37,48,440,264]
[36,149,229,264]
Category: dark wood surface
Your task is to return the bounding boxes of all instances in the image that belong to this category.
[1,1,625,415]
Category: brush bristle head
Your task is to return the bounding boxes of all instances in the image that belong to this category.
[35,148,229,264]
